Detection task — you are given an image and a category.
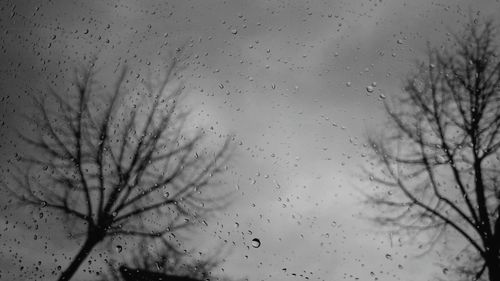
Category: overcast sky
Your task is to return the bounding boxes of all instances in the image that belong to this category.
[1,0,499,281]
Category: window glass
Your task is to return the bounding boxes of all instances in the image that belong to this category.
[1,1,499,281]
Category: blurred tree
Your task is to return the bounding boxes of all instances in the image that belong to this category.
[365,19,500,281]
[98,239,234,281]
[5,56,232,281]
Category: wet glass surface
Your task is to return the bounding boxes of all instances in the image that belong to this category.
[0,1,499,281]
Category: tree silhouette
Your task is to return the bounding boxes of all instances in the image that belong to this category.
[98,239,234,281]
[5,56,232,281]
[365,19,500,281]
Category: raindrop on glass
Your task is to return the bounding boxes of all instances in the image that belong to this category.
[251,238,261,248]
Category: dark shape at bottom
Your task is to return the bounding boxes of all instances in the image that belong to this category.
[119,266,202,281]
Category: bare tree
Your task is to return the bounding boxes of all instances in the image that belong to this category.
[5,56,232,281]
[365,19,500,281]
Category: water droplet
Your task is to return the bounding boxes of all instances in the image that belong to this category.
[366,86,374,93]
[231,29,238,35]
[435,155,446,164]
[251,238,261,248]
[385,253,392,260]
[346,81,351,87]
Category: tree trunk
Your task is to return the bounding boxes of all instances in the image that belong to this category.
[57,234,101,281]
[487,254,500,281]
